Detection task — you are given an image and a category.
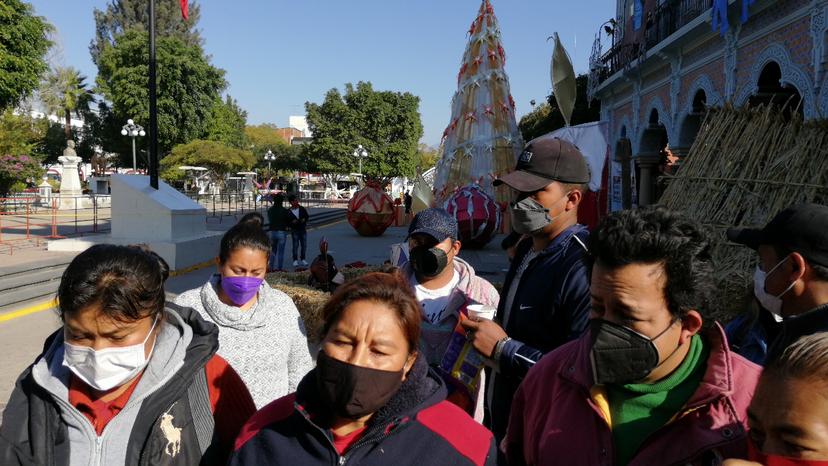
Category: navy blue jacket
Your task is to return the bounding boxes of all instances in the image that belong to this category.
[230,355,496,466]
[489,224,592,441]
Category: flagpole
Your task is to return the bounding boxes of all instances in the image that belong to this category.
[148,0,159,190]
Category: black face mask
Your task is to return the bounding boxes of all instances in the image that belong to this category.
[588,319,675,385]
[409,246,449,278]
[315,351,404,419]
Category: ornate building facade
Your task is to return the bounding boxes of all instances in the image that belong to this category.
[590,0,827,209]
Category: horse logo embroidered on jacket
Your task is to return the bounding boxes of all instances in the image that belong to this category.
[160,411,182,458]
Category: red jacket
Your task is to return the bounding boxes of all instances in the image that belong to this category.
[504,324,761,466]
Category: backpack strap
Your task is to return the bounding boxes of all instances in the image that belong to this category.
[186,367,215,455]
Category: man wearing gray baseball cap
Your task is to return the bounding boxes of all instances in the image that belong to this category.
[461,137,593,441]
[400,207,499,422]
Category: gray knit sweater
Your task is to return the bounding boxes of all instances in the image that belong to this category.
[174,274,314,408]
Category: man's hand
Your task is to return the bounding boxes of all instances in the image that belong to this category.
[460,318,508,359]
[721,460,761,466]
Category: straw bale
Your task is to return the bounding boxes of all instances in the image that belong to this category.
[266,265,385,342]
[659,105,828,322]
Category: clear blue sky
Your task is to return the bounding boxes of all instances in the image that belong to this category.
[29,0,615,146]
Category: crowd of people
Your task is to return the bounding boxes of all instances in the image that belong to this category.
[1,138,828,466]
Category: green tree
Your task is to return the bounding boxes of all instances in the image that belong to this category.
[305,81,423,186]
[40,66,95,143]
[0,109,45,157]
[96,29,226,155]
[32,119,65,164]
[90,0,202,65]
[244,123,296,172]
[0,0,52,109]
[413,143,439,174]
[518,74,601,142]
[206,95,247,149]
[160,139,255,188]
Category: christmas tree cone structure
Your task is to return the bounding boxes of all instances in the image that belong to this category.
[347,185,395,237]
[433,0,524,204]
[444,185,501,249]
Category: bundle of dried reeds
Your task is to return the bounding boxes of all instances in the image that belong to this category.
[266,266,385,342]
[659,104,828,321]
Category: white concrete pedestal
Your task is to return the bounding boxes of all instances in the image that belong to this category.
[48,174,222,271]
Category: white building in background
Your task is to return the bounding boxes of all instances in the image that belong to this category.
[288,115,311,137]
[29,110,85,131]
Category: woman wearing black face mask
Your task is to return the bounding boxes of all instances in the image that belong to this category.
[229,272,498,466]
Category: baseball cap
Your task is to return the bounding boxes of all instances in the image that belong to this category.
[407,208,458,243]
[727,203,828,267]
[494,137,590,192]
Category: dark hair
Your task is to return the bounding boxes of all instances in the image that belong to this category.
[587,206,716,319]
[219,215,271,263]
[321,272,421,353]
[57,244,169,322]
[288,194,297,203]
[772,245,828,282]
[272,193,284,206]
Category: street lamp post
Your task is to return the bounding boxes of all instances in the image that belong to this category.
[120,119,146,172]
[353,144,368,182]
[264,150,276,172]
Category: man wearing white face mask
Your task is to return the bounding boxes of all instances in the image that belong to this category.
[728,203,828,362]
[461,137,592,442]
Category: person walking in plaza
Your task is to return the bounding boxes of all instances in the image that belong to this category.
[504,206,762,466]
[267,193,290,272]
[404,190,413,216]
[175,215,313,408]
[229,272,497,465]
[401,207,499,422]
[287,194,309,267]
[723,332,828,466]
[728,202,828,361]
[460,137,592,441]
[0,244,256,466]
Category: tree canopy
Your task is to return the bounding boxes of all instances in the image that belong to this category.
[0,0,52,109]
[95,29,226,155]
[518,74,601,142]
[160,139,255,186]
[206,95,247,149]
[90,0,202,65]
[305,81,423,181]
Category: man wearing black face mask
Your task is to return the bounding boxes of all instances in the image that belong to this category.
[503,206,761,466]
[401,208,500,422]
[461,136,592,442]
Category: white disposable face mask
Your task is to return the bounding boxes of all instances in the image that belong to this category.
[63,315,159,392]
[753,256,795,321]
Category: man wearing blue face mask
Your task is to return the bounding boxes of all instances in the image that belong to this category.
[727,203,828,363]
[461,137,592,442]
[400,207,500,422]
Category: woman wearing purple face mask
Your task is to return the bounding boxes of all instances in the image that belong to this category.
[175,214,313,408]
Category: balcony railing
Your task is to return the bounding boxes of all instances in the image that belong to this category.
[593,0,713,88]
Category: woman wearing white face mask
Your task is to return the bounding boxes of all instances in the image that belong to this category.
[0,244,256,466]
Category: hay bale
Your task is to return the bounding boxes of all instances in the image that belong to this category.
[267,265,384,342]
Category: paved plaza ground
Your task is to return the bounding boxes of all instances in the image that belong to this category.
[0,218,510,416]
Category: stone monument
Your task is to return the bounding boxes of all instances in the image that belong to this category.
[58,141,83,210]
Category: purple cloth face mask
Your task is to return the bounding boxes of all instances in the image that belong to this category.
[221,276,263,306]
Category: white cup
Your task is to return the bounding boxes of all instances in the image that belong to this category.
[467,304,496,321]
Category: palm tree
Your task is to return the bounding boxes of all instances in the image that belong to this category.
[40,66,95,143]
